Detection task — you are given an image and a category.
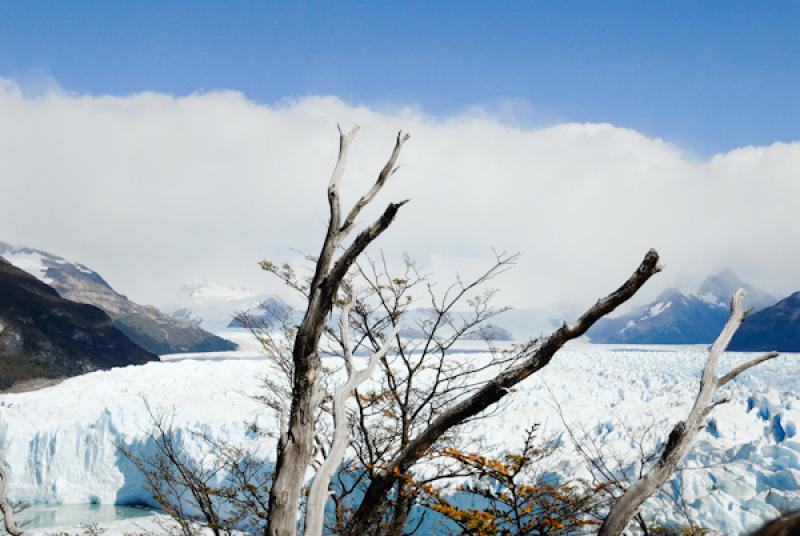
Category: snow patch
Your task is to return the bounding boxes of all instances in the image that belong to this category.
[648,301,671,317]
[1,250,51,283]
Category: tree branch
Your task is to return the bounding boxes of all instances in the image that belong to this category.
[344,248,662,534]
[599,289,784,536]
[719,352,780,386]
[304,300,399,536]
[340,131,410,237]
[0,467,24,536]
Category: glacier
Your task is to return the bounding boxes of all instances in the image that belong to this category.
[1,342,798,534]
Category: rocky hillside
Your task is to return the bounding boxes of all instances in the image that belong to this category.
[588,270,776,344]
[728,291,800,352]
[0,257,157,391]
[588,288,730,344]
[0,242,236,355]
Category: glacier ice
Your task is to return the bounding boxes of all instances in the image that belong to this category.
[0,344,798,535]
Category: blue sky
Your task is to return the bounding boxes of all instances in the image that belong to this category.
[1,1,798,155]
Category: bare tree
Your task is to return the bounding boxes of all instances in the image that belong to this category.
[551,387,716,534]
[0,466,23,536]
[342,249,662,534]
[327,252,520,534]
[117,402,271,536]
[303,299,399,536]
[599,289,782,536]
[265,126,411,536]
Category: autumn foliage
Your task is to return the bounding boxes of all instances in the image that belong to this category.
[419,426,608,535]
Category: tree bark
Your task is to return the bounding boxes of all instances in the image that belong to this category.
[0,467,24,536]
[304,302,399,536]
[344,249,662,534]
[599,289,781,536]
[266,128,409,536]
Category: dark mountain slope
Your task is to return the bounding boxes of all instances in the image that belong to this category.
[0,258,157,390]
[0,242,235,355]
[728,292,800,352]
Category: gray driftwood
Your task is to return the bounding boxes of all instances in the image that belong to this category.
[599,289,781,536]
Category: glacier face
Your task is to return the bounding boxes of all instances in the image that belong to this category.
[0,344,798,534]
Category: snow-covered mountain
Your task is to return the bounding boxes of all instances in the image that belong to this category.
[729,291,800,352]
[588,270,776,344]
[226,296,294,328]
[0,242,236,355]
[696,268,777,312]
[0,257,156,390]
[169,281,294,331]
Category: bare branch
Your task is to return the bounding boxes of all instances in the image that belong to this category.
[305,302,399,536]
[719,351,780,386]
[344,248,661,533]
[267,127,410,536]
[599,290,785,536]
[340,131,410,237]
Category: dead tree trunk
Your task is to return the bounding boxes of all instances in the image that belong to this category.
[265,127,410,536]
[304,301,399,536]
[599,289,781,536]
[343,249,662,534]
[0,467,23,536]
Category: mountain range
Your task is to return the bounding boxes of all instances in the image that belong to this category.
[169,281,288,331]
[587,269,778,345]
[0,242,236,355]
[175,269,800,349]
[0,257,157,391]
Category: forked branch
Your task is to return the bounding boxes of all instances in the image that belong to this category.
[304,301,400,536]
[340,131,410,237]
[344,248,662,533]
[266,126,410,536]
[599,289,783,536]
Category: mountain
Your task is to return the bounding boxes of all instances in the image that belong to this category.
[0,257,157,390]
[696,268,776,312]
[588,270,776,344]
[0,242,236,355]
[170,281,294,331]
[588,288,729,344]
[227,296,294,328]
[462,323,513,341]
[728,291,800,352]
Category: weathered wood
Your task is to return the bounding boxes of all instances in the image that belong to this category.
[265,128,409,536]
[599,289,782,536]
[748,511,800,536]
[344,249,662,534]
[304,302,399,536]
[0,466,24,536]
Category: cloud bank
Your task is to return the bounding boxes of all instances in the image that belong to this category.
[0,79,798,313]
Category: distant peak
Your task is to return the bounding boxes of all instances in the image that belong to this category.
[697,268,776,311]
[655,287,686,301]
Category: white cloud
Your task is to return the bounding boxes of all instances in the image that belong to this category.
[1,80,798,313]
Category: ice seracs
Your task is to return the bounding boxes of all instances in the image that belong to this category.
[0,345,798,534]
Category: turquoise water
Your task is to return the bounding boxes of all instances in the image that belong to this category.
[16,504,154,530]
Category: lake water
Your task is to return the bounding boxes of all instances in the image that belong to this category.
[16,504,155,530]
